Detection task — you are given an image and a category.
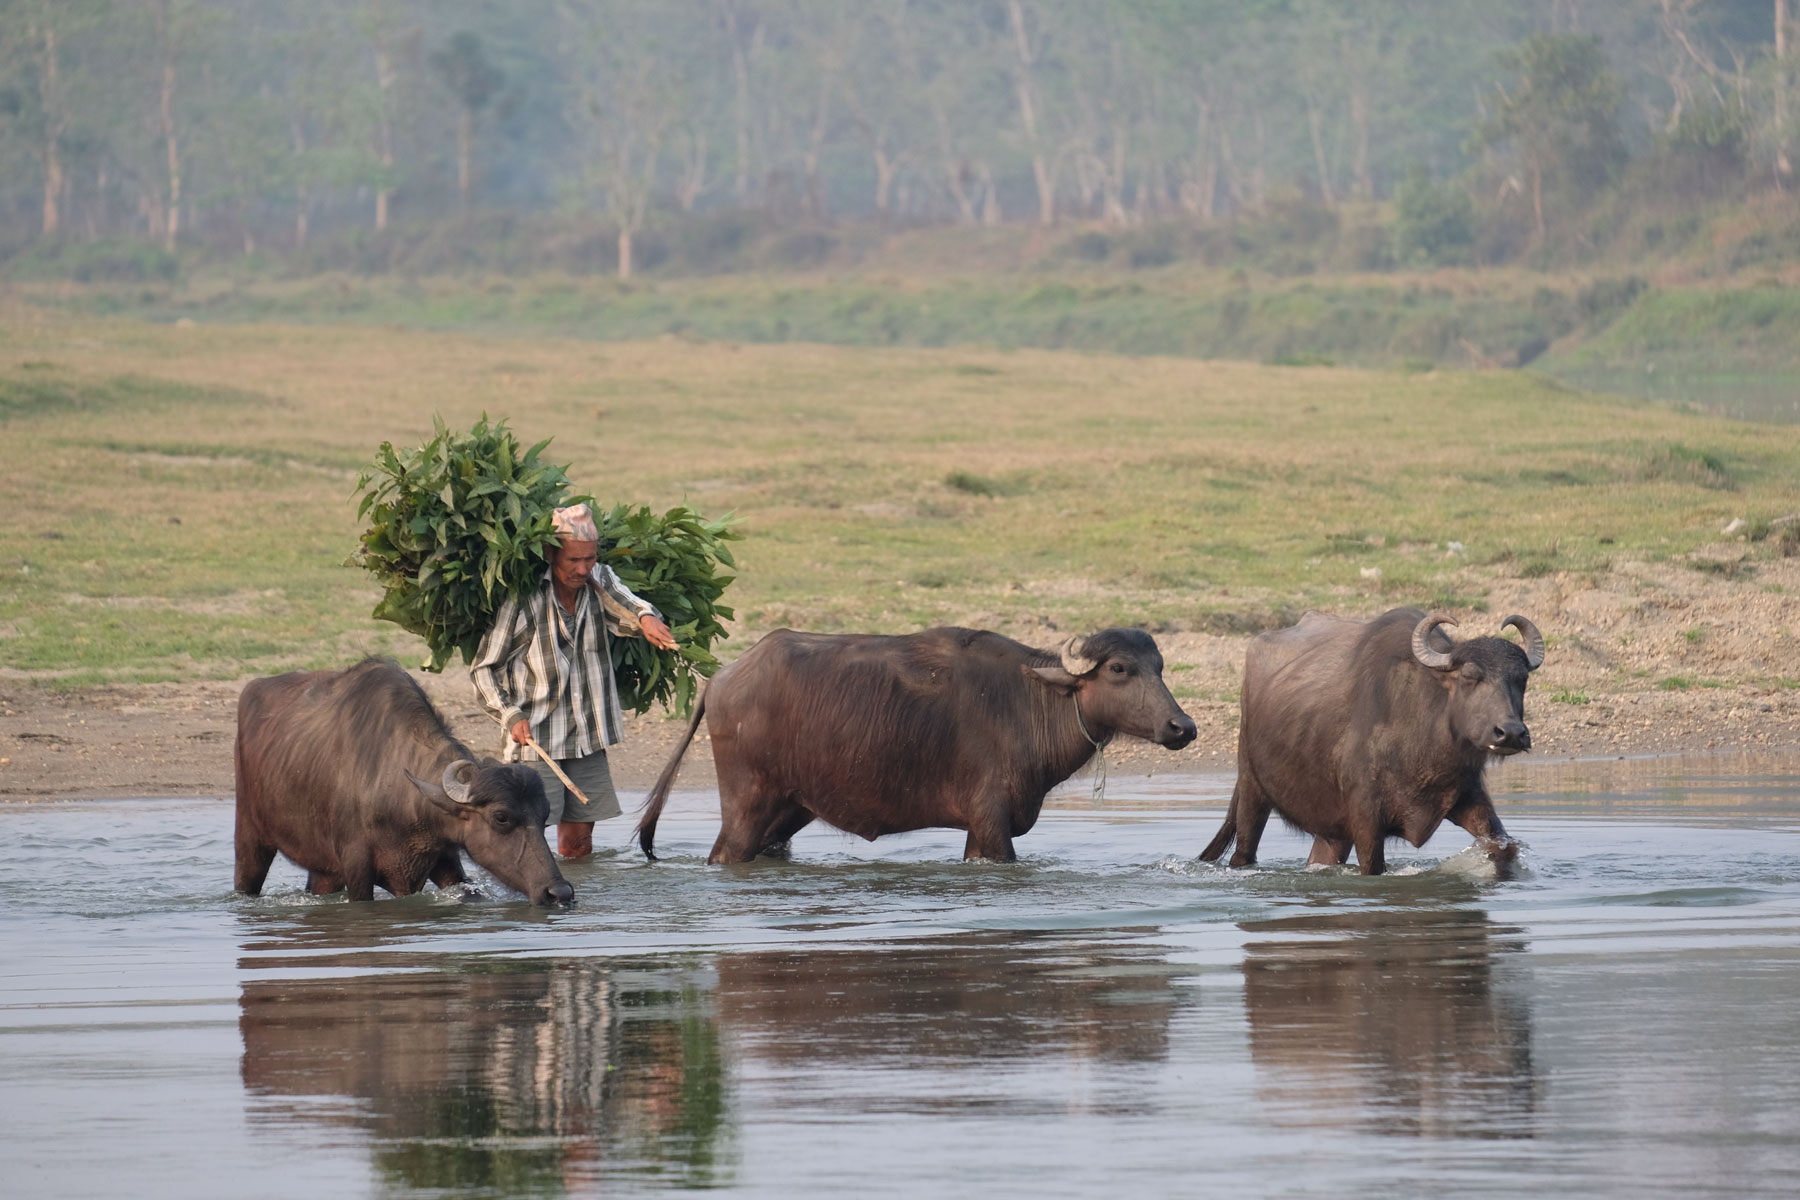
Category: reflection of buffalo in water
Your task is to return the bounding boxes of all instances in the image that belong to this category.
[238,958,731,1192]
[714,931,1180,1069]
[237,927,1185,1191]
[1240,908,1537,1138]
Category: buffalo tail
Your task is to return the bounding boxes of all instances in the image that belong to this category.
[633,685,708,860]
[1197,782,1239,862]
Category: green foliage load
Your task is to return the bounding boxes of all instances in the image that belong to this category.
[596,503,739,716]
[352,415,738,715]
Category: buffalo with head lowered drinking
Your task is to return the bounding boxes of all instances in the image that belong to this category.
[234,657,572,905]
[635,626,1197,863]
[1199,606,1544,875]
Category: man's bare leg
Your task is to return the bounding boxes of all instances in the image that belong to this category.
[557,821,594,859]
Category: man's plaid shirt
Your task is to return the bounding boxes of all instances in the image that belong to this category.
[471,566,660,762]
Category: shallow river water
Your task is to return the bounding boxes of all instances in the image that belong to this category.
[5,752,1800,1199]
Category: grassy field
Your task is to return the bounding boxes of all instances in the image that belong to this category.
[1,298,1796,688]
[25,268,1800,425]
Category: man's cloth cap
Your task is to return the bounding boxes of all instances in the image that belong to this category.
[552,503,599,544]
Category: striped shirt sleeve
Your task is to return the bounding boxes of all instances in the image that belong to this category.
[470,594,528,733]
[593,564,661,623]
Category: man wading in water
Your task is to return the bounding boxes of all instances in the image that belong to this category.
[472,503,680,858]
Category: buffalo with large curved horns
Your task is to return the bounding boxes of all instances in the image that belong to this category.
[636,626,1197,863]
[1200,607,1544,875]
[234,657,572,905]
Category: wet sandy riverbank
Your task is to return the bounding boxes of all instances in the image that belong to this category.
[5,555,1798,801]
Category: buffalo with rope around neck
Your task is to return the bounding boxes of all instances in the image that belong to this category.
[634,625,1197,864]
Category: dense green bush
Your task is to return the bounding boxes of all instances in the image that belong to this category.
[1392,165,1475,264]
[4,238,180,282]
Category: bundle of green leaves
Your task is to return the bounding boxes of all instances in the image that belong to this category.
[597,503,739,715]
[353,415,738,715]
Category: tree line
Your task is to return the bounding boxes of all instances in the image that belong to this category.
[0,0,1793,276]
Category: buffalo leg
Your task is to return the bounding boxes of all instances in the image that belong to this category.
[758,807,816,859]
[1307,836,1352,866]
[1224,774,1276,868]
[1351,827,1387,876]
[234,829,277,897]
[709,822,762,864]
[710,785,792,865]
[963,806,1016,862]
[1447,793,1508,840]
[1230,801,1273,868]
[342,858,378,902]
[428,852,466,889]
[1448,793,1519,872]
[962,830,1016,862]
[1210,772,1273,867]
[306,871,343,895]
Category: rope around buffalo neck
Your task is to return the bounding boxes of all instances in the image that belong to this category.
[1073,692,1108,804]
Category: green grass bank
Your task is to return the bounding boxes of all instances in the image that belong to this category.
[3,304,1795,688]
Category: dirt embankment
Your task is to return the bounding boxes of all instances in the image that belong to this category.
[3,557,1797,803]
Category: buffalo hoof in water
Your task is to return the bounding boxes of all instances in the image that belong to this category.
[1477,836,1521,880]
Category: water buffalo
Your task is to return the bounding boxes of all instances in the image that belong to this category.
[1199,606,1544,875]
[234,657,573,905]
[636,626,1197,863]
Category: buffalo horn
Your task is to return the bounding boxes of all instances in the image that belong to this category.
[1060,636,1098,677]
[441,759,475,804]
[1502,614,1546,671]
[1411,614,1458,671]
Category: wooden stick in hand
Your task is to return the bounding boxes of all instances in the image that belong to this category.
[523,733,596,810]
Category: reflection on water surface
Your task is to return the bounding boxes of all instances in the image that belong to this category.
[4,755,1800,1197]
[239,958,730,1193]
[1242,908,1534,1139]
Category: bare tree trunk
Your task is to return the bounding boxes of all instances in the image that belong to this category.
[1779,0,1792,180]
[139,184,161,241]
[1251,112,1268,212]
[90,164,107,239]
[158,2,181,252]
[937,132,976,223]
[676,129,709,212]
[1180,98,1219,220]
[1104,120,1129,224]
[456,109,472,212]
[37,24,64,237]
[237,180,255,254]
[618,228,633,280]
[1005,0,1055,225]
[374,39,395,230]
[1306,96,1336,207]
[292,116,309,247]
[1531,160,1545,247]
[803,58,833,219]
[874,147,896,213]
[888,0,973,224]
[977,160,1002,225]
[1218,124,1241,214]
[718,0,758,203]
[1345,35,1373,202]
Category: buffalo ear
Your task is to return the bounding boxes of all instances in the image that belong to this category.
[405,769,472,819]
[1024,664,1081,694]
